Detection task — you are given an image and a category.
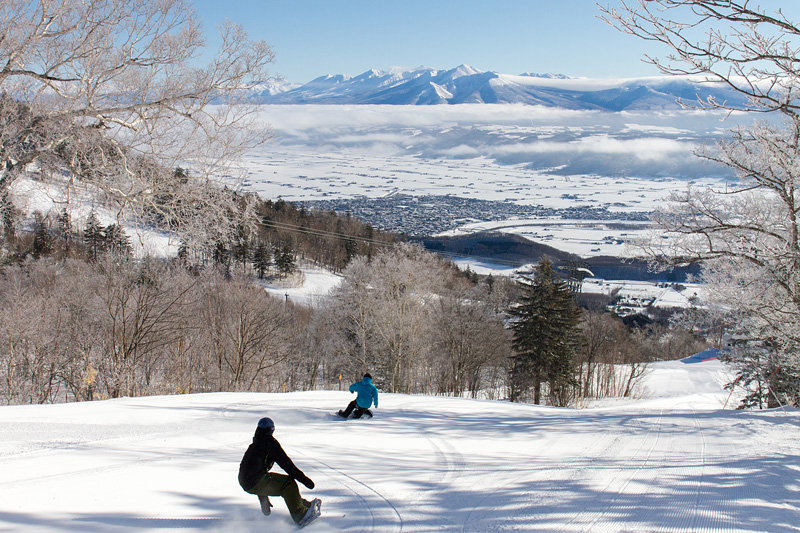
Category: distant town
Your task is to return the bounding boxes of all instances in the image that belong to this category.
[303,193,651,236]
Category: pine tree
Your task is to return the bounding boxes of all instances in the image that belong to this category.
[177,241,189,266]
[213,239,231,276]
[344,238,358,267]
[55,208,72,251]
[31,211,51,259]
[723,338,799,409]
[0,190,14,241]
[508,258,582,406]
[103,223,131,257]
[84,209,103,261]
[231,224,249,271]
[274,241,295,278]
[252,240,271,279]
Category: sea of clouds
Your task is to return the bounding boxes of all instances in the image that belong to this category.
[254,104,760,179]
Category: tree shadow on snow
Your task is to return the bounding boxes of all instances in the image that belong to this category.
[395,454,800,532]
[57,492,299,532]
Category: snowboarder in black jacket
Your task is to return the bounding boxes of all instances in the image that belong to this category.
[238,417,320,526]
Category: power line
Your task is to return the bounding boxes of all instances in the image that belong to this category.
[262,218,532,270]
[262,219,396,248]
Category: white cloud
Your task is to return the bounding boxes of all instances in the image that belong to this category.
[250,104,753,178]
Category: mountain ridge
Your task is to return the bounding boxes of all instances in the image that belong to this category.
[250,64,748,110]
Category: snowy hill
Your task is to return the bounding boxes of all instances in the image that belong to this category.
[256,65,748,110]
[2,358,798,532]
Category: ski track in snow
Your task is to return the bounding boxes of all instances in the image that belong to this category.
[1,361,799,532]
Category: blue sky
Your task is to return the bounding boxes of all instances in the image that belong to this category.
[192,0,669,83]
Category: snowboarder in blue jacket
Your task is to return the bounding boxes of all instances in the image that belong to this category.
[338,373,379,419]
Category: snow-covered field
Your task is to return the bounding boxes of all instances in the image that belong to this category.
[238,105,754,258]
[2,358,798,532]
[439,217,657,257]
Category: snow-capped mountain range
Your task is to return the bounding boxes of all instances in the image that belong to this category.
[250,64,746,110]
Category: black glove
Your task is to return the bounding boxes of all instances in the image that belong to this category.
[301,477,315,490]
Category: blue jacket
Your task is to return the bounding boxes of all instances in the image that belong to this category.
[349,376,379,409]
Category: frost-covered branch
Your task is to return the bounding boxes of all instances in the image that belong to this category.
[0,0,275,246]
[599,0,800,116]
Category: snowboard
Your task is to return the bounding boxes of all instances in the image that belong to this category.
[297,498,321,529]
[333,409,373,420]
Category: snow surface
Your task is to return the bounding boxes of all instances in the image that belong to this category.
[1,359,798,532]
[260,266,343,307]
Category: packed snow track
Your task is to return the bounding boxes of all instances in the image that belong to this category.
[0,358,798,532]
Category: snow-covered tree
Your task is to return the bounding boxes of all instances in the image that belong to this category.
[329,243,447,393]
[102,223,131,257]
[0,0,274,246]
[273,241,296,278]
[600,1,800,116]
[431,282,513,399]
[602,1,800,387]
[645,120,800,361]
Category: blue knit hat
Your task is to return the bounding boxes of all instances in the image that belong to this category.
[257,417,275,433]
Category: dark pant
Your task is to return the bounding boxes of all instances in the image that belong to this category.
[340,399,372,418]
[245,472,310,523]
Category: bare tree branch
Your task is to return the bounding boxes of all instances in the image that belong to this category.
[1,0,275,247]
[599,0,800,115]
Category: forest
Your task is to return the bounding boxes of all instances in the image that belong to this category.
[0,198,707,407]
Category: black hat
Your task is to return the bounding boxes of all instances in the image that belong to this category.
[363,373,372,379]
[257,417,275,434]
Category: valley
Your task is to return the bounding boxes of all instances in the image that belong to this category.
[238,104,746,265]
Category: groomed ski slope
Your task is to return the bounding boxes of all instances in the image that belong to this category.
[1,358,798,532]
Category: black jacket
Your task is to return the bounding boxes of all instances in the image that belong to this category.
[238,427,314,491]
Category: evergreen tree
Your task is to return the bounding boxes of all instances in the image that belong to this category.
[0,190,14,241]
[84,209,104,261]
[55,208,72,249]
[723,338,799,409]
[508,258,582,406]
[177,241,189,266]
[344,238,358,267]
[274,241,295,277]
[213,239,231,276]
[231,224,250,270]
[252,240,271,279]
[31,211,51,259]
[103,223,131,257]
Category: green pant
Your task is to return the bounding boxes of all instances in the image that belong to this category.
[245,472,310,523]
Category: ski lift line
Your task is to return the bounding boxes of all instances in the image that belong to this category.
[260,220,397,248]
[261,217,522,266]
[263,221,525,266]
[268,218,526,268]
[261,220,578,271]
